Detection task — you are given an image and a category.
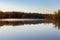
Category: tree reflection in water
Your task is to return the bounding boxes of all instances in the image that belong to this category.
[0,19,60,30]
[52,20,60,30]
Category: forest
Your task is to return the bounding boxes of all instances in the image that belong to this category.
[0,11,51,19]
[0,9,60,20]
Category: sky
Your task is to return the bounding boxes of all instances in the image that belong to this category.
[0,0,60,13]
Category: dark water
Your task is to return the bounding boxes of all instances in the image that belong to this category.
[0,19,60,40]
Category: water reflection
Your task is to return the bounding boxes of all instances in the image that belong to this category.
[0,19,60,29]
[52,20,60,29]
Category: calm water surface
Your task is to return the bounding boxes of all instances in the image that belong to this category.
[0,19,60,40]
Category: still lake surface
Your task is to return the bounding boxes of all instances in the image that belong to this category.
[0,19,60,40]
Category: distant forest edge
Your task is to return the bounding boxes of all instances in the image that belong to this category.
[0,9,60,20]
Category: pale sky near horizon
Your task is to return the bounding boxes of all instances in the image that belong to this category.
[0,0,60,13]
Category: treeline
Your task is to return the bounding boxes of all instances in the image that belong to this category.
[0,11,46,19]
[0,9,60,19]
[44,9,60,20]
[52,9,60,20]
